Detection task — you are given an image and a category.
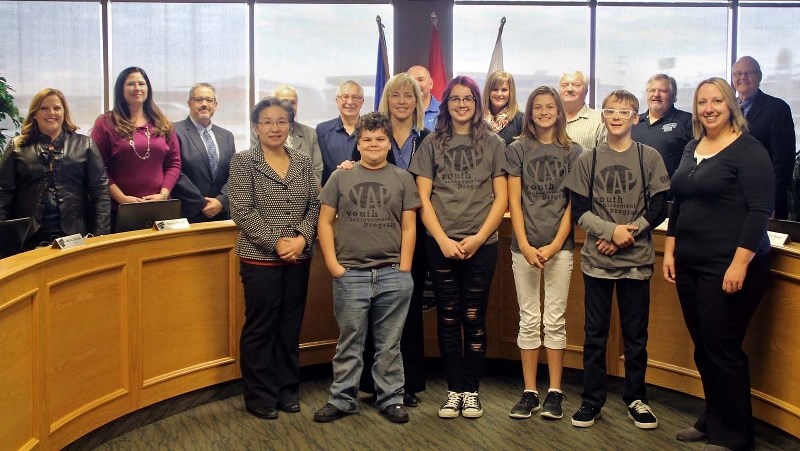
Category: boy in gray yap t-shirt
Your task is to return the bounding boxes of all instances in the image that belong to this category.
[563,90,670,430]
[313,112,421,424]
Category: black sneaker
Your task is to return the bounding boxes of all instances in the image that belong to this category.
[509,391,540,419]
[438,391,462,419]
[461,392,483,419]
[541,390,564,419]
[627,400,658,429]
[381,403,410,423]
[313,403,348,423]
[571,402,602,427]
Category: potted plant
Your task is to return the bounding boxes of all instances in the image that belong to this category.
[0,76,23,150]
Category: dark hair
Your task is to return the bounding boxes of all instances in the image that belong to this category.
[250,96,295,124]
[434,76,491,151]
[355,112,392,140]
[110,67,172,138]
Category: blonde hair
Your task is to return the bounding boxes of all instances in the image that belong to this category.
[691,77,748,140]
[482,70,519,118]
[15,88,77,147]
[378,73,425,130]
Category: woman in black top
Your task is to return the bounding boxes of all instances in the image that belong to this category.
[663,77,773,451]
[482,71,523,146]
[0,88,109,250]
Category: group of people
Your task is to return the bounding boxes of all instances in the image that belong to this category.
[0,56,780,451]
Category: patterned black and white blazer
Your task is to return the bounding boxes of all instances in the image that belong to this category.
[228,145,320,261]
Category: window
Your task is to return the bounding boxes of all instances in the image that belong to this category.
[254,3,393,127]
[0,1,103,132]
[454,4,590,108]
[110,2,250,149]
[738,6,800,148]
[595,5,728,113]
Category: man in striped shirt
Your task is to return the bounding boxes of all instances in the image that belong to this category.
[559,70,606,151]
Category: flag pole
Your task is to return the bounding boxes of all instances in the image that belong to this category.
[374,15,390,111]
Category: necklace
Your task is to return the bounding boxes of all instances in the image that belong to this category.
[129,125,151,160]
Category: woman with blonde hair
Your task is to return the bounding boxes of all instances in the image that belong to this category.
[91,67,181,228]
[664,77,772,450]
[482,70,523,146]
[0,88,109,249]
[505,86,581,420]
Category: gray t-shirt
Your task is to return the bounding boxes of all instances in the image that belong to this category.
[564,142,670,275]
[505,137,582,251]
[320,163,421,269]
[409,132,506,244]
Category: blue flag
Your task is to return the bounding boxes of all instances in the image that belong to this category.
[375,16,390,111]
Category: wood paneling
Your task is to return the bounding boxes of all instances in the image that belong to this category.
[1,219,798,450]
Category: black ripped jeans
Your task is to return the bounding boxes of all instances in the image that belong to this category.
[426,235,498,393]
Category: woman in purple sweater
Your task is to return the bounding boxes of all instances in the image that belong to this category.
[91,67,180,227]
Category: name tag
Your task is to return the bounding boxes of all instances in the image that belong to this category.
[154,218,191,231]
[52,233,86,250]
[767,231,790,247]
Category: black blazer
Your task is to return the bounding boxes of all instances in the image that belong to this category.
[745,89,796,218]
[172,117,236,222]
[351,128,431,167]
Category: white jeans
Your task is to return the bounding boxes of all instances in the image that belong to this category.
[511,249,573,350]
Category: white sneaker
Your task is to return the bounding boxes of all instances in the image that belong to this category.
[461,392,483,418]
[438,391,462,419]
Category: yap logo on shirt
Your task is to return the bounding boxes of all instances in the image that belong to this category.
[443,144,484,172]
[348,182,391,209]
[595,165,637,194]
[524,156,567,185]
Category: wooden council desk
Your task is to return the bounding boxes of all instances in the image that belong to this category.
[1,219,798,449]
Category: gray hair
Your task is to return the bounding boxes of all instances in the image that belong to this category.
[336,80,364,97]
[189,82,216,99]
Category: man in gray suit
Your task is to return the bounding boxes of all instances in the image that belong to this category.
[173,83,236,222]
[250,84,323,186]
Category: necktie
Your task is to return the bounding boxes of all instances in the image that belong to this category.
[202,128,218,177]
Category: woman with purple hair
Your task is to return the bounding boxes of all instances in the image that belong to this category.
[409,76,508,419]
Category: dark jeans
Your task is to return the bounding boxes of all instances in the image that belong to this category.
[426,235,497,393]
[581,274,651,408]
[360,220,428,394]
[239,259,311,409]
[675,254,770,451]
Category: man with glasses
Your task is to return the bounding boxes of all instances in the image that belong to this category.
[632,74,693,178]
[732,56,796,219]
[251,85,323,186]
[559,70,606,151]
[317,80,365,185]
[173,82,236,222]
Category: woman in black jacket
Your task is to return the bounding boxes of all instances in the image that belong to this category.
[0,88,110,250]
[663,77,773,451]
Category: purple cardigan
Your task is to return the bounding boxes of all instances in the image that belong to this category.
[91,112,181,204]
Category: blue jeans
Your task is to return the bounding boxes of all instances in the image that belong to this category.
[328,265,413,411]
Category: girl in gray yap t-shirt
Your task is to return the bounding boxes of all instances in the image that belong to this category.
[504,86,582,420]
[408,76,507,419]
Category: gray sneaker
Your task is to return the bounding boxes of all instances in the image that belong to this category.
[541,390,564,419]
[509,391,540,419]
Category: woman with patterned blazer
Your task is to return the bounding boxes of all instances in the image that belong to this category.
[228,97,320,420]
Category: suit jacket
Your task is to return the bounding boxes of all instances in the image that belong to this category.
[173,117,236,222]
[745,89,796,219]
[249,121,323,186]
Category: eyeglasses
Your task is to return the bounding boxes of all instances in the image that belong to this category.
[447,96,476,105]
[601,108,635,119]
[337,94,364,102]
[256,120,290,128]
[732,71,760,79]
[190,96,216,104]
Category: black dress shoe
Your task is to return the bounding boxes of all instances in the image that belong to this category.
[381,404,410,423]
[277,401,301,413]
[313,403,349,423]
[403,393,421,407]
[246,406,278,420]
